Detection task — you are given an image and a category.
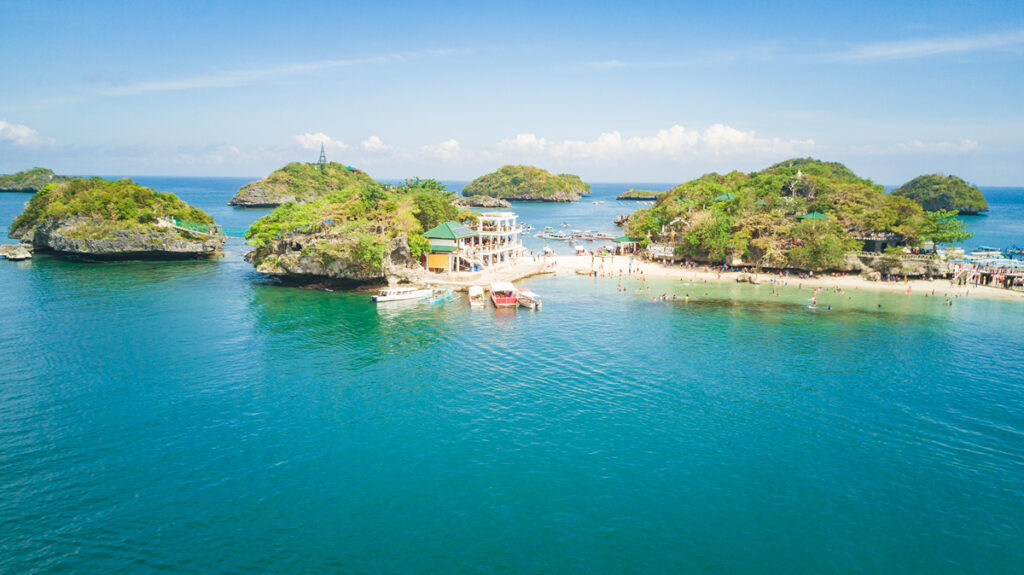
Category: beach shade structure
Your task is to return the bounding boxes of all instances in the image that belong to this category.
[799,211,831,220]
[712,193,736,202]
[613,236,639,243]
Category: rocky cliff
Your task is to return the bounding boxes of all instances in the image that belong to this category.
[11,217,224,259]
[245,232,423,285]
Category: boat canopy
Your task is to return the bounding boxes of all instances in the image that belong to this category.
[491,281,516,292]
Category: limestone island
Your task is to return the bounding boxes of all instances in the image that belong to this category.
[461,165,590,202]
[9,177,225,260]
[891,174,988,215]
[617,188,661,200]
[245,177,475,285]
[228,161,375,207]
[0,167,69,193]
[626,158,972,278]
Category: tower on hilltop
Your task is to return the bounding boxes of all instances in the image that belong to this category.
[317,143,327,166]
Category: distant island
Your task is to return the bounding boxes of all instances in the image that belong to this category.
[245,177,465,284]
[892,174,988,215]
[617,188,660,200]
[9,177,224,259]
[461,165,590,202]
[627,158,970,276]
[0,167,69,193]
[229,161,375,207]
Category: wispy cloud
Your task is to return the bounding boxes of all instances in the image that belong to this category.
[0,49,457,112]
[293,132,349,151]
[834,29,1024,61]
[0,119,54,147]
[100,49,456,97]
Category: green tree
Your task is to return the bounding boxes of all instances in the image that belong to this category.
[920,209,972,250]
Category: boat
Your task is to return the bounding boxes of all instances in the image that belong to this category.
[468,285,487,308]
[429,286,459,304]
[372,286,432,303]
[594,232,615,240]
[490,281,518,308]
[517,288,542,310]
[571,230,584,238]
[541,230,570,241]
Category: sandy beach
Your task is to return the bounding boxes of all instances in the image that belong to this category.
[526,254,1024,302]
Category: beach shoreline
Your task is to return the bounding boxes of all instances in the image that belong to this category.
[538,254,1024,302]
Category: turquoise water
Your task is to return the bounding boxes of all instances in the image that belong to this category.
[2,181,1024,573]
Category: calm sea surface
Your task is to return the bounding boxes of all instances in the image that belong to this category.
[1,180,1023,573]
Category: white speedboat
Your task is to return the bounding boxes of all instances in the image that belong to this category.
[468,285,487,308]
[542,230,570,241]
[372,286,431,303]
[490,281,518,308]
[517,288,542,310]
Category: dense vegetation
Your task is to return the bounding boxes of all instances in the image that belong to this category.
[627,158,971,271]
[246,177,470,274]
[232,161,377,204]
[10,177,214,238]
[461,165,590,201]
[617,189,660,200]
[0,167,69,192]
[892,174,988,214]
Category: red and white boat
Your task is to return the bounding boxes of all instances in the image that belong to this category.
[517,288,542,310]
[489,281,518,308]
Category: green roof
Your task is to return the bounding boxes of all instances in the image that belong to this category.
[429,244,457,253]
[613,236,639,243]
[799,211,831,220]
[423,220,477,240]
[712,193,736,202]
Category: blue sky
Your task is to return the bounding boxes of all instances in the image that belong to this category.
[1,0,1022,184]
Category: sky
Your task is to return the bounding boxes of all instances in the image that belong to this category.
[1,0,1022,185]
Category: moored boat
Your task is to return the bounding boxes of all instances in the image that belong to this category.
[429,286,459,304]
[490,281,518,308]
[468,285,487,308]
[372,286,432,303]
[517,288,542,310]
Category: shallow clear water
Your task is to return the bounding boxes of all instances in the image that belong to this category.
[1,181,1023,573]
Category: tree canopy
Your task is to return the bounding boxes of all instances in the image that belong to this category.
[892,174,988,214]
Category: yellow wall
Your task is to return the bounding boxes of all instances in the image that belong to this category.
[427,253,450,270]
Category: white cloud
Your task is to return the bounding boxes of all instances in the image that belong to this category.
[420,138,461,161]
[361,135,392,151]
[292,132,348,151]
[0,119,53,147]
[497,124,814,161]
[835,29,1024,61]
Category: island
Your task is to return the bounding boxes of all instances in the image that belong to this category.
[228,161,376,207]
[8,177,225,259]
[617,188,660,200]
[461,165,590,202]
[891,174,988,214]
[245,177,466,285]
[626,158,970,277]
[0,167,69,193]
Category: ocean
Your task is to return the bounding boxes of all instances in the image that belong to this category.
[1,179,1023,573]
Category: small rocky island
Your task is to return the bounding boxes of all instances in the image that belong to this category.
[9,177,224,259]
[892,174,988,214]
[229,161,376,207]
[617,188,660,200]
[0,167,69,193]
[461,165,590,202]
[245,177,465,285]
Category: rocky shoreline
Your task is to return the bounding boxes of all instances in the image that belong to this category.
[10,217,225,260]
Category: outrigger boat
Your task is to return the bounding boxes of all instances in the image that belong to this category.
[372,286,432,303]
[429,286,459,304]
[468,285,487,308]
[593,232,615,240]
[490,281,518,308]
[542,229,570,240]
[517,288,542,310]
